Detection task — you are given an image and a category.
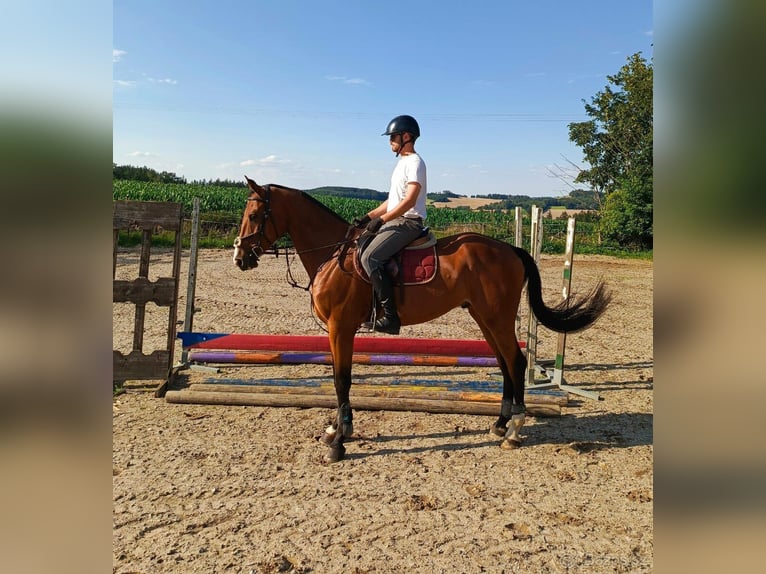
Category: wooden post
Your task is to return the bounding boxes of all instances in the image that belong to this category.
[514,206,524,338]
[525,205,543,387]
[551,217,575,387]
[550,217,601,401]
[179,197,201,365]
[514,206,523,248]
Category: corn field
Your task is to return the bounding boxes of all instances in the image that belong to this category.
[113,180,612,254]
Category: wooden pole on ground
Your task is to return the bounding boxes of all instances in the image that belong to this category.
[165,389,561,417]
[186,382,569,406]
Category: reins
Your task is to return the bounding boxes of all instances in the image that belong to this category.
[282,229,358,291]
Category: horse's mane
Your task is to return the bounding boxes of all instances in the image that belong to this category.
[273,184,350,225]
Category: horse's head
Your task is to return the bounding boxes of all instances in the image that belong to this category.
[233,177,278,270]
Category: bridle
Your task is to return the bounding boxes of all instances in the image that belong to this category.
[233,184,277,265]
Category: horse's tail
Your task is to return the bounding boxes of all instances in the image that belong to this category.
[513,246,611,333]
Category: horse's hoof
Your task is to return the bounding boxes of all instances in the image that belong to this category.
[325,444,346,463]
[500,438,522,450]
[320,425,337,445]
[490,424,507,437]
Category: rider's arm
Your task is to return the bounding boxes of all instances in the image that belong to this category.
[380,182,421,223]
[367,201,388,220]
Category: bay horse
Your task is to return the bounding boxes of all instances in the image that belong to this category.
[233,178,611,462]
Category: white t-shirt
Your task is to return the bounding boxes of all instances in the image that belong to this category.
[387,153,427,220]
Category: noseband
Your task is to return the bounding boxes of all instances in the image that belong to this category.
[234,184,275,263]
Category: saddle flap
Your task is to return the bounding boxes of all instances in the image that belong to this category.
[398,247,437,284]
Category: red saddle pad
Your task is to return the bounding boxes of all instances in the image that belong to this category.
[354,245,438,286]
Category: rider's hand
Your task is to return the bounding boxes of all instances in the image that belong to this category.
[352,214,371,228]
[365,217,384,234]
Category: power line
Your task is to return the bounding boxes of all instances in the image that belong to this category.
[113,102,588,123]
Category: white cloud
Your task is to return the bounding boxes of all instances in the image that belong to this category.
[113,49,127,63]
[240,154,291,167]
[148,77,178,85]
[114,75,177,88]
[128,151,156,158]
[325,75,372,87]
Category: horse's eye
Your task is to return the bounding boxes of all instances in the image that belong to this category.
[249,213,258,221]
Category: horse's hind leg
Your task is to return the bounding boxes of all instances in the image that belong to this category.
[499,348,527,449]
[490,350,527,437]
[469,309,527,448]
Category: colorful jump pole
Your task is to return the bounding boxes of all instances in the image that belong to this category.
[178,332,522,357]
[186,350,500,367]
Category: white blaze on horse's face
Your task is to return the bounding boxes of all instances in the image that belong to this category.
[232,236,242,265]
[232,237,241,265]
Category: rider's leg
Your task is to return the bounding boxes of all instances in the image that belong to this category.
[359,218,422,335]
[369,267,400,334]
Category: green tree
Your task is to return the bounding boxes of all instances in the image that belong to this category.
[599,175,653,249]
[568,52,653,249]
[113,163,187,184]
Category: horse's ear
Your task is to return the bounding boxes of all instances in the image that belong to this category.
[244,175,260,193]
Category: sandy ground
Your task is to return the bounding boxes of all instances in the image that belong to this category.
[113,247,653,573]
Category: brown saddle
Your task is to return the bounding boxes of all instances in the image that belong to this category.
[354,231,438,286]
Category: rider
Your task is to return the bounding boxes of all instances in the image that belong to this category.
[354,114,427,335]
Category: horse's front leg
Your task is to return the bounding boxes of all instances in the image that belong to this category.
[322,327,355,463]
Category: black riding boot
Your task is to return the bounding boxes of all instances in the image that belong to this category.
[370,269,400,335]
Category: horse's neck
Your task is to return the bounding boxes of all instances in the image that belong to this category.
[279,192,349,278]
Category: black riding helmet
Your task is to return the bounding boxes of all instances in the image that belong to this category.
[382,115,420,139]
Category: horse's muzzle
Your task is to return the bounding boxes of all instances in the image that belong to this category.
[234,252,259,271]
[233,238,259,270]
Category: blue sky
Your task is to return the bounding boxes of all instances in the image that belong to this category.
[113,1,652,197]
